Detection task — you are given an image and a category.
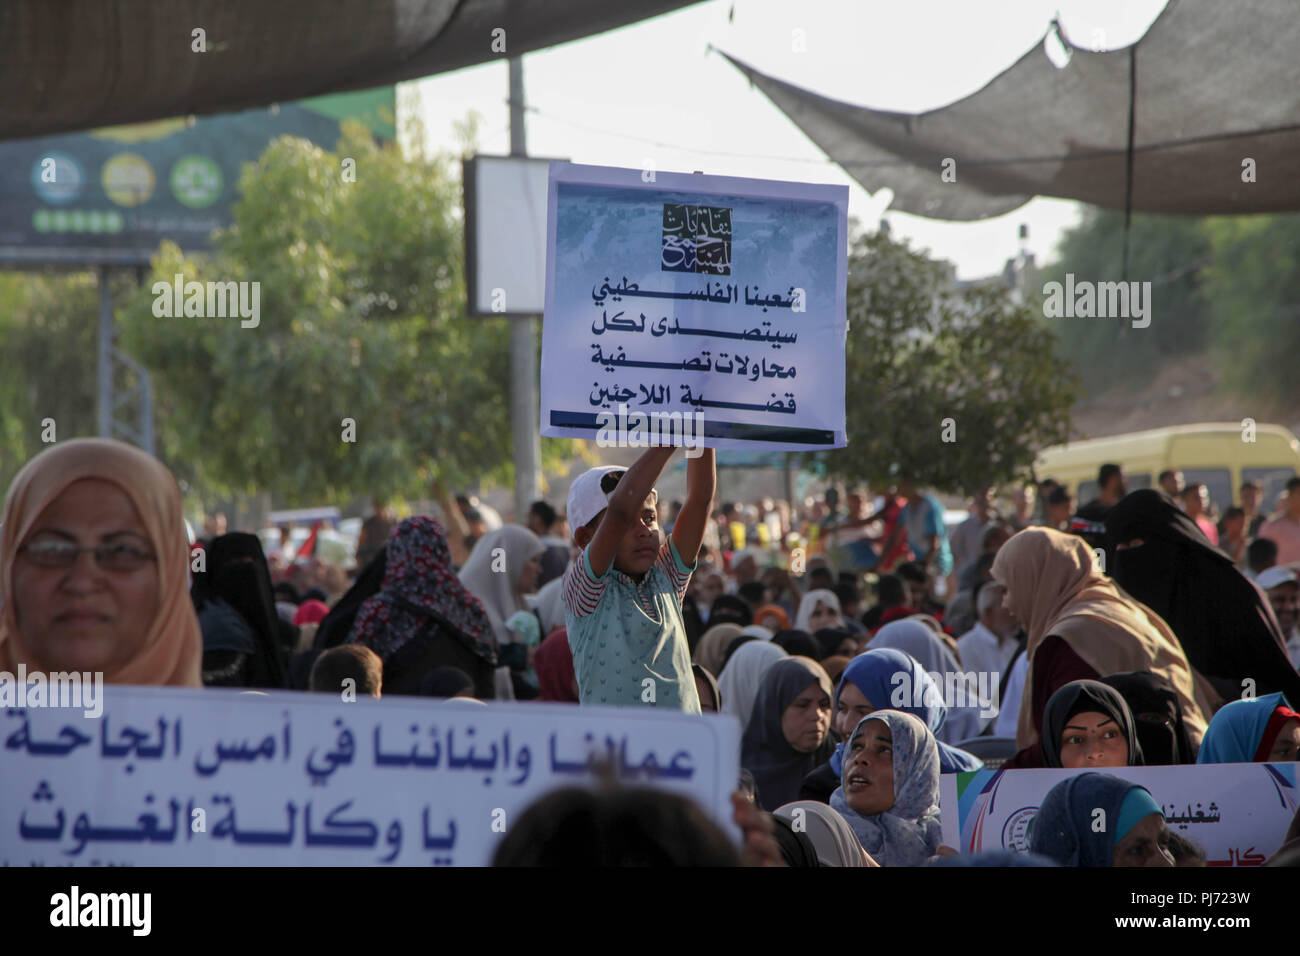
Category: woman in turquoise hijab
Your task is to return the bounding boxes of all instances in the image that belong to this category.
[1196,692,1300,763]
[1029,772,1173,867]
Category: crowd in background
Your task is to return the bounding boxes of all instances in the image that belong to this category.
[3,439,1299,867]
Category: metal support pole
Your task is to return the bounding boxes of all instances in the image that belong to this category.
[97,266,113,437]
[509,56,541,520]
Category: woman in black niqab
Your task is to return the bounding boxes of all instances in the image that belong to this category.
[1105,489,1300,704]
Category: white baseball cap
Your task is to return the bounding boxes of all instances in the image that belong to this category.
[566,465,627,533]
[1257,566,1298,591]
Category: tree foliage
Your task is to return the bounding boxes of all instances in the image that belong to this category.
[818,231,1078,493]
[0,271,103,491]
[119,122,572,504]
[1039,207,1213,394]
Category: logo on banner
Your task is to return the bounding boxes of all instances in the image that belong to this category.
[1001,806,1036,852]
[661,203,732,275]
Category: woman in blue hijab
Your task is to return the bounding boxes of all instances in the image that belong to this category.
[799,648,983,802]
[1196,692,1300,763]
[829,710,945,866]
[1029,772,1173,867]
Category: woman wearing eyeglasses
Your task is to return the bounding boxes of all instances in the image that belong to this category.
[1,438,202,686]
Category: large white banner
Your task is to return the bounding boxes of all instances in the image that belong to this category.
[939,764,1298,866]
[0,686,741,866]
[541,162,848,452]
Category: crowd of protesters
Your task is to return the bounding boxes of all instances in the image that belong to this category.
[3,439,1299,867]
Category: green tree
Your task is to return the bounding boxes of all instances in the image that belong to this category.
[1039,207,1213,394]
[1202,214,1300,405]
[120,121,572,504]
[818,231,1078,493]
[0,271,106,490]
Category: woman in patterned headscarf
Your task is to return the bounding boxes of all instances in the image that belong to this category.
[829,710,945,866]
[348,517,497,695]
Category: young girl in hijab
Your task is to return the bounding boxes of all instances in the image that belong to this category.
[1,438,202,686]
[992,527,1209,765]
[1196,693,1300,763]
[795,588,843,632]
[719,639,788,729]
[867,619,987,743]
[1029,772,1174,867]
[1106,488,1300,704]
[742,656,834,810]
[829,710,945,866]
[1040,679,1143,769]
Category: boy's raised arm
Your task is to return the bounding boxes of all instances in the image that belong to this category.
[587,446,676,575]
[671,449,716,565]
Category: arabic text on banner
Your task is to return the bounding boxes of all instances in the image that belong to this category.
[0,686,740,866]
[540,163,848,452]
[938,763,1298,866]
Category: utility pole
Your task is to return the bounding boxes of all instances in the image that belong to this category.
[508,56,542,521]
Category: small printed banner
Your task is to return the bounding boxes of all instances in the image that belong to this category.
[939,763,1298,866]
[0,686,741,866]
[540,162,848,451]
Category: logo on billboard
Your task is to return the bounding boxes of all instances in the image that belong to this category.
[31,153,84,204]
[170,155,223,209]
[102,153,156,206]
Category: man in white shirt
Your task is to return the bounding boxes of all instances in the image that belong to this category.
[1258,566,1300,671]
[957,581,1020,679]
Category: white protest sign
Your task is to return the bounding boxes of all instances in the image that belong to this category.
[0,686,741,866]
[541,162,848,452]
[939,764,1298,866]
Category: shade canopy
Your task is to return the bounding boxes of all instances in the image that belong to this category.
[0,0,704,141]
[718,0,1300,220]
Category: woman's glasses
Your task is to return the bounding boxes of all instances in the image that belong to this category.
[19,537,156,571]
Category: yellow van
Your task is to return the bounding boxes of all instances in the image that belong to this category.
[1034,422,1300,513]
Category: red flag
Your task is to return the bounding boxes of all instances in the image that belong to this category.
[296,520,322,561]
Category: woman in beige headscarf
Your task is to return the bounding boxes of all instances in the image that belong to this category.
[1,439,202,686]
[991,527,1210,762]
[693,622,744,678]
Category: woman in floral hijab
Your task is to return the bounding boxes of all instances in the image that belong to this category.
[348,517,496,692]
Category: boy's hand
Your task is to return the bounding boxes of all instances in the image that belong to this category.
[731,791,782,867]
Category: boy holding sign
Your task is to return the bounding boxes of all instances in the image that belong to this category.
[562,446,715,712]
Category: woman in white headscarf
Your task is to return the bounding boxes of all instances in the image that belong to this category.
[718,639,788,728]
[458,525,543,699]
[795,588,843,632]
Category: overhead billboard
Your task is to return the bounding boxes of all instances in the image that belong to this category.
[0,88,394,266]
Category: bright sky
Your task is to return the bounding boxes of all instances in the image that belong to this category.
[407,0,1168,279]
